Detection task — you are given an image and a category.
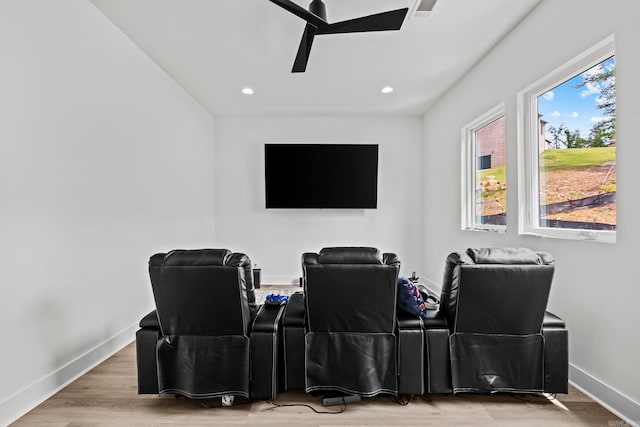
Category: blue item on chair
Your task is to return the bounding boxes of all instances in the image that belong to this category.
[397,276,428,318]
[265,294,288,307]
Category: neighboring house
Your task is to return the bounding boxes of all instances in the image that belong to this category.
[475,116,505,170]
[538,115,552,152]
[476,115,550,170]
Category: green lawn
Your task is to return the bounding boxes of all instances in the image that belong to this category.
[540,147,616,169]
[478,165,505,183]
[476,147,616,212]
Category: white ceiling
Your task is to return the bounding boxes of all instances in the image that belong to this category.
[89,0,540,116]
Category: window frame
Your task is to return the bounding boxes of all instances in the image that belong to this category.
[517,35,616,243]
[461,102,507,233]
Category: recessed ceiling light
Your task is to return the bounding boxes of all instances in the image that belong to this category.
[242,87,255,95]
[381,86,394,94]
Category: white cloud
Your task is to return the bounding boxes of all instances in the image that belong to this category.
[580,81,600,98]
[590,116,605,123]
[565,112,579,118]
[582,64,603,79]
[604,61,615,72]
[541,91,554,101]
[551,111,561,117]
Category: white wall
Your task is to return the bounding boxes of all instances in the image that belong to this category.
[422,0,640,422]
[214,116,423,284]
[0,1,216,423]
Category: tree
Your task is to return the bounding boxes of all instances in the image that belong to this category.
[564,128,588,148]
[588,122,611,147]
[547,124,567,149]
[548,124,586,149]
[574,58,616,145]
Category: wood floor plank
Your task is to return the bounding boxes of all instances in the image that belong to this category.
[11,337,629,426]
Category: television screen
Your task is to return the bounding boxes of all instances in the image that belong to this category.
[265,144,378,209]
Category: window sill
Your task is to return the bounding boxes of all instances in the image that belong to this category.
[519,228,616,243]
[463,225,506,233]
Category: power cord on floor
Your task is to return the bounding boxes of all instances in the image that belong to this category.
[385,394,433,405]
[420,393,434,403]
[266,400,347,414]
[386,394,411,406]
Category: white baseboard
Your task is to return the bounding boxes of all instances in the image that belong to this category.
[421,275,639,426]
[0,321,138,426]
[418,276,441,294]
[570,363,640,426]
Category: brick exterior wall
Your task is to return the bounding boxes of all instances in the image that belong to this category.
[476,116,549,170]
[475,116,505,169]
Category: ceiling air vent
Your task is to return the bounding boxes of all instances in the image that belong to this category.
[411,0,437,18]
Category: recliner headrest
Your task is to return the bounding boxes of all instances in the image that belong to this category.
[319,247,382,264]
[466,247,553,265]
[160,249,232,266]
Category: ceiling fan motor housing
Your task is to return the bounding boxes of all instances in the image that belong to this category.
[309,0,327,21]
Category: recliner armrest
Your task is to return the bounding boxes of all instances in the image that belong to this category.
[424,309,448,329]
[383,252,400,268]
[250,303,286,399]
[281,291,306,391]
[139,310,160,329]
[283,292,305,327]
[302,253,319,266]
[397,312,425,330]
[543,311,566,328]
[397,310,447,330]
[252,304,286,334]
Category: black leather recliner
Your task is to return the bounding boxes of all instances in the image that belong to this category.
[281,247,433,396]
[135,249,285,401]
[137,246,568,402]
[439,247,568,394]
[300,247,401,396]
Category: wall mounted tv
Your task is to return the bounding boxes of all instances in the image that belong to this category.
[265,144,378,209]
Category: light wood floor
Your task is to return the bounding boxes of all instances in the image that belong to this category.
[11,343,627,426]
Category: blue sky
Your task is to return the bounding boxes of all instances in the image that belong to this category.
[537,56,615,141]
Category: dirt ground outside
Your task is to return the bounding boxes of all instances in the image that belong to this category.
[477,162,616,225]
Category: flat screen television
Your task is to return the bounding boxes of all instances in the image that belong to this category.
[265,144,378,209]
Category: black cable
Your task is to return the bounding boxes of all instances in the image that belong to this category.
[511,393,534,402]
[420,393,434,403]
[386,394,412,406]
[266,400,347,414]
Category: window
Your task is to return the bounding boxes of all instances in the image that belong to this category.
[478,155,492,170]
[461,102,506,232]
[517,35,616,242]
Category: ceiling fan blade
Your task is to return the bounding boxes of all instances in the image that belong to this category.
[268,0,328,28]
[292,23,317,73]
[318,8,408,34]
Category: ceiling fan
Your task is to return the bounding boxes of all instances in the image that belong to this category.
[268,0,409,73]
